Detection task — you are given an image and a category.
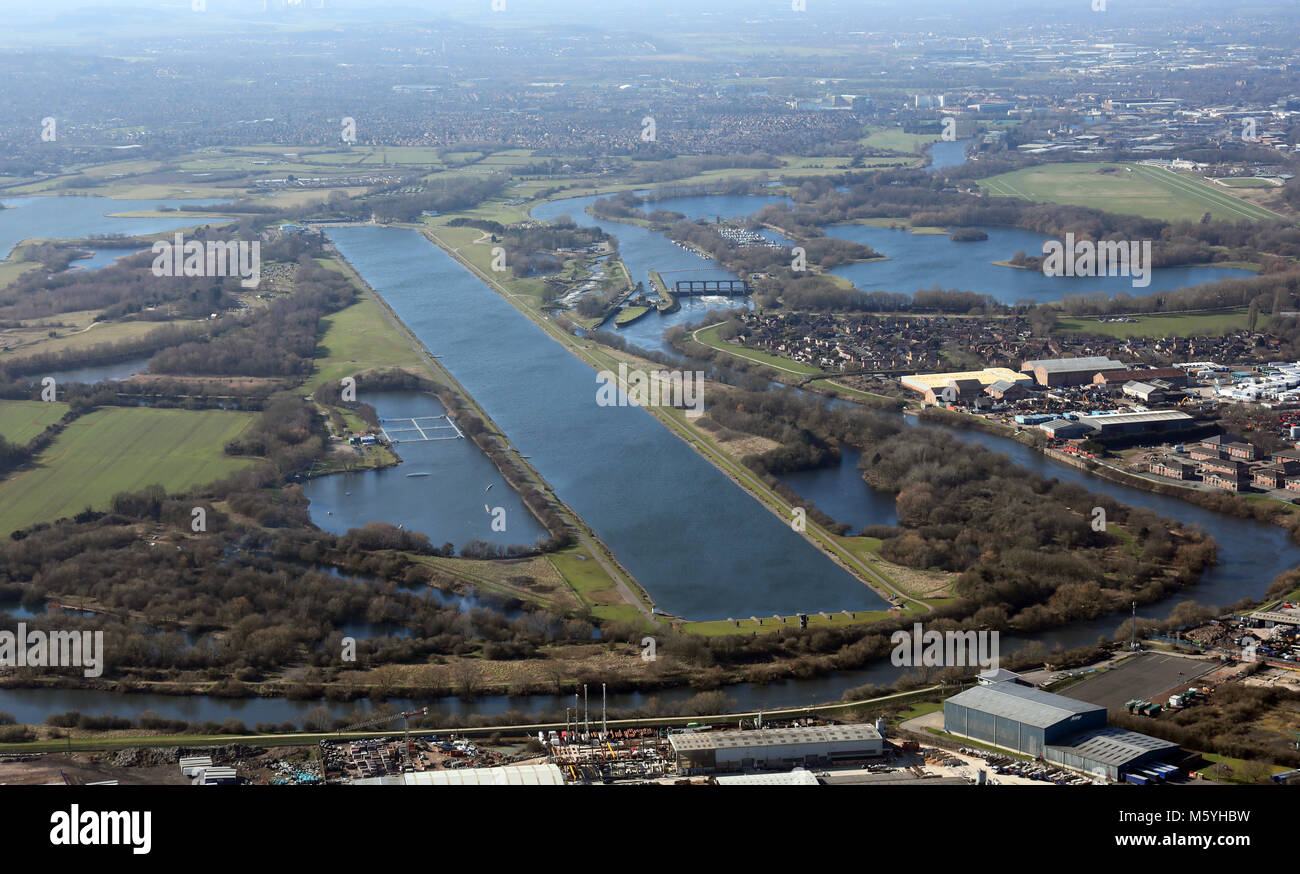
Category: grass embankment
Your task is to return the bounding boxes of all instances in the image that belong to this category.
[0,407,258,533]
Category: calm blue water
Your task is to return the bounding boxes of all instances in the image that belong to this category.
[66,248,139,272]
[927,138,971,171]
[0,196,232,260]
[535,192,1254,351]
[826,224,1252,304]
[31,355,152,384]
[326,226,887,620]
[776,446,897,535]
[303,391,548,549]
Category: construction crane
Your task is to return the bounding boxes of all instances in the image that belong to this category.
[339,707,429,773]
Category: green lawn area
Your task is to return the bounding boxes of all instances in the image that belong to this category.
[546,547,649,626]
[1055,307,1252,338]
[614,305,650,326]
[683,606,901,636]
[308,293,427,391]
[0,407,258,533]
[1197,752,1291,784]
[860,127,943,153]
[0,400,68,444]
[1216,177,1278,188]
[896,700,944,722]
[0,256,39,289]
[979,162,1283,223]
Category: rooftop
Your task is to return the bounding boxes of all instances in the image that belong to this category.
[946,681,1103,729]
[354,764,566,786]
[1080,410,1193,426]
[1023,356,1125,373]
[715,768,822,786]
[901,367,1032,391]
[668,724,882,752]
[1046,726,1178,767]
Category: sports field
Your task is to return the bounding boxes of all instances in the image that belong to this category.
[979,162,1283,223]
[0,400,68,444]
[0,407,258,533]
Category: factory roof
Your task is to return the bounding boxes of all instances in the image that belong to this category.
[354,764,566,786]
[946,681,1103,729]
[1251,610,1300,626]
[714,768,822,786]
[977,668,1025,685]
[668,724,882,753]
[1080,410,1193,427]
[900,368,1031,391]
[1023,356,1125,373]
[1097,367,1185,382]
[820,772,971,786]
[1046,727,1178,767]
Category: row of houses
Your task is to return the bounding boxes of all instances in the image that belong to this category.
[1150,434,1300,492]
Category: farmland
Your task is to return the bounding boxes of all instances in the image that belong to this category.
[0,400,68,444]
[0,407,258,534]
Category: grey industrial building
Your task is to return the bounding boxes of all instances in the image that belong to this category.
[1079,410,1194,438]
[1038,410,1196,442]
[944,682,1180,781]
[1046,727,1179,782]
[944,682,1105,757]
[1022,356,1126,387]
[669,724,883,773]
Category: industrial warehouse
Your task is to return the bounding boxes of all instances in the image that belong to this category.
[669,724,885,773]
[943,682,1182,782]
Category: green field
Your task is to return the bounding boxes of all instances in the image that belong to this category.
[547,547,648,626]
[980,162,1283,223]
[860,127,943,153]
[1216,177,1278,189]
[309,293,427,391]
[1055,307,1251,338]
[0,400,68,444]
[0,407,258,533]
[0,257,39,288]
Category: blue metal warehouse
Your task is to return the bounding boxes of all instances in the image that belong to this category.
[944,682,1106,757]
[944,682,1181,780]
